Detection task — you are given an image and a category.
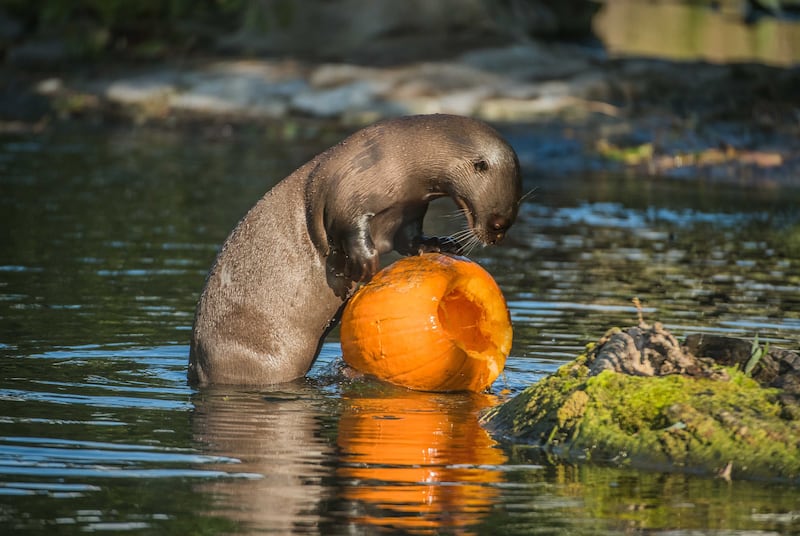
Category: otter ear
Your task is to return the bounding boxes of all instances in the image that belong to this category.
[472,158,489,172]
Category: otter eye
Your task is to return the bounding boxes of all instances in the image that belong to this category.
[473,159,489,172]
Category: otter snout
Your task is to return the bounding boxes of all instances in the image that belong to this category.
[486,214,513,244]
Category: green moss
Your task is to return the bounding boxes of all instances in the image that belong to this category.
[484,352,591,446]
[484,361,800,482]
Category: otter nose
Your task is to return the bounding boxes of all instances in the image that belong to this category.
[487,214,512,244]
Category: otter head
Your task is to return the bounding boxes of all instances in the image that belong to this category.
[438,130,522,249]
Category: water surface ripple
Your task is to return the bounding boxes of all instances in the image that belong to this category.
[1,125,799,534]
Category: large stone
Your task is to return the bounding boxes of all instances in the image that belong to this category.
[482,323,800,482]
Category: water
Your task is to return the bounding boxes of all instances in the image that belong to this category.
[1,122,799,534]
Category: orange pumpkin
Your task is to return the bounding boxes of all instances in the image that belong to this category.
[340,253,512,392]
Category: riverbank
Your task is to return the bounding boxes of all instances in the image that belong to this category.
[2,40,799,186]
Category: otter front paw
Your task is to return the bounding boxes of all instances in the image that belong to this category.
[344,248,379,282]
[332,232,379,282]
[328,246,379,283]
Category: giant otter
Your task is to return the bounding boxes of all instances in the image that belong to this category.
[189,114,522,385]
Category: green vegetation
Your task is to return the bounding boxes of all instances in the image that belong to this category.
[2,0,246,57]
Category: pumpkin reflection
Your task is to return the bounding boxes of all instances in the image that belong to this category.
[337,385,506,533]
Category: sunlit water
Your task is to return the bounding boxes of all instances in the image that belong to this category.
[1,122,799,534]
[594,0,800,67]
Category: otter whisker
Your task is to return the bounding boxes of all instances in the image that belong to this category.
[444,227,473,254]
[518,187,538,207]
[448,228,474,248]
[458,234,482,257]
[442,207,471,221]
[449,228,474,241]
[448,223,482,257]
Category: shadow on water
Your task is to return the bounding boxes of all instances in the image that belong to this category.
[1,123,800,533]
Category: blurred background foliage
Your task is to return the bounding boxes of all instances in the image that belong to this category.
[0,0,599,62]
[1,0,247,58]
[3,0,799,64]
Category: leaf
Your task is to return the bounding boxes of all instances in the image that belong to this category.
[744,335,765,376]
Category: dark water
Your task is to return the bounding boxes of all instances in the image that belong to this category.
[1,122,799,534]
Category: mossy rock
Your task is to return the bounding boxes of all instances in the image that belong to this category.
[483,323,800,482]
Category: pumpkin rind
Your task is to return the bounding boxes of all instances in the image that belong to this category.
[340,253,512,392]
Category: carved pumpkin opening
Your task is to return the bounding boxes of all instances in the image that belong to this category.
[438,289,490,355]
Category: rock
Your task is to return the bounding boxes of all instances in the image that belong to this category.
[395,87,494,117]
[104,72,178,105]
[436,87,495,115]
[684,333,800,396]
[394,62,498,93]
[95,61,312,119]
[482,324,800,483]
[34,78,64,95]
[459,43,594,81]
[308,64,386,88]
[290,80,386,118]
[170,74,299,118]
[589,323,706,377]
[477,95,580,121]
[566,71,614,101]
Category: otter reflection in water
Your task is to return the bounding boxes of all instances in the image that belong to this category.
[191,380,507,533]
[191,384,334,532]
